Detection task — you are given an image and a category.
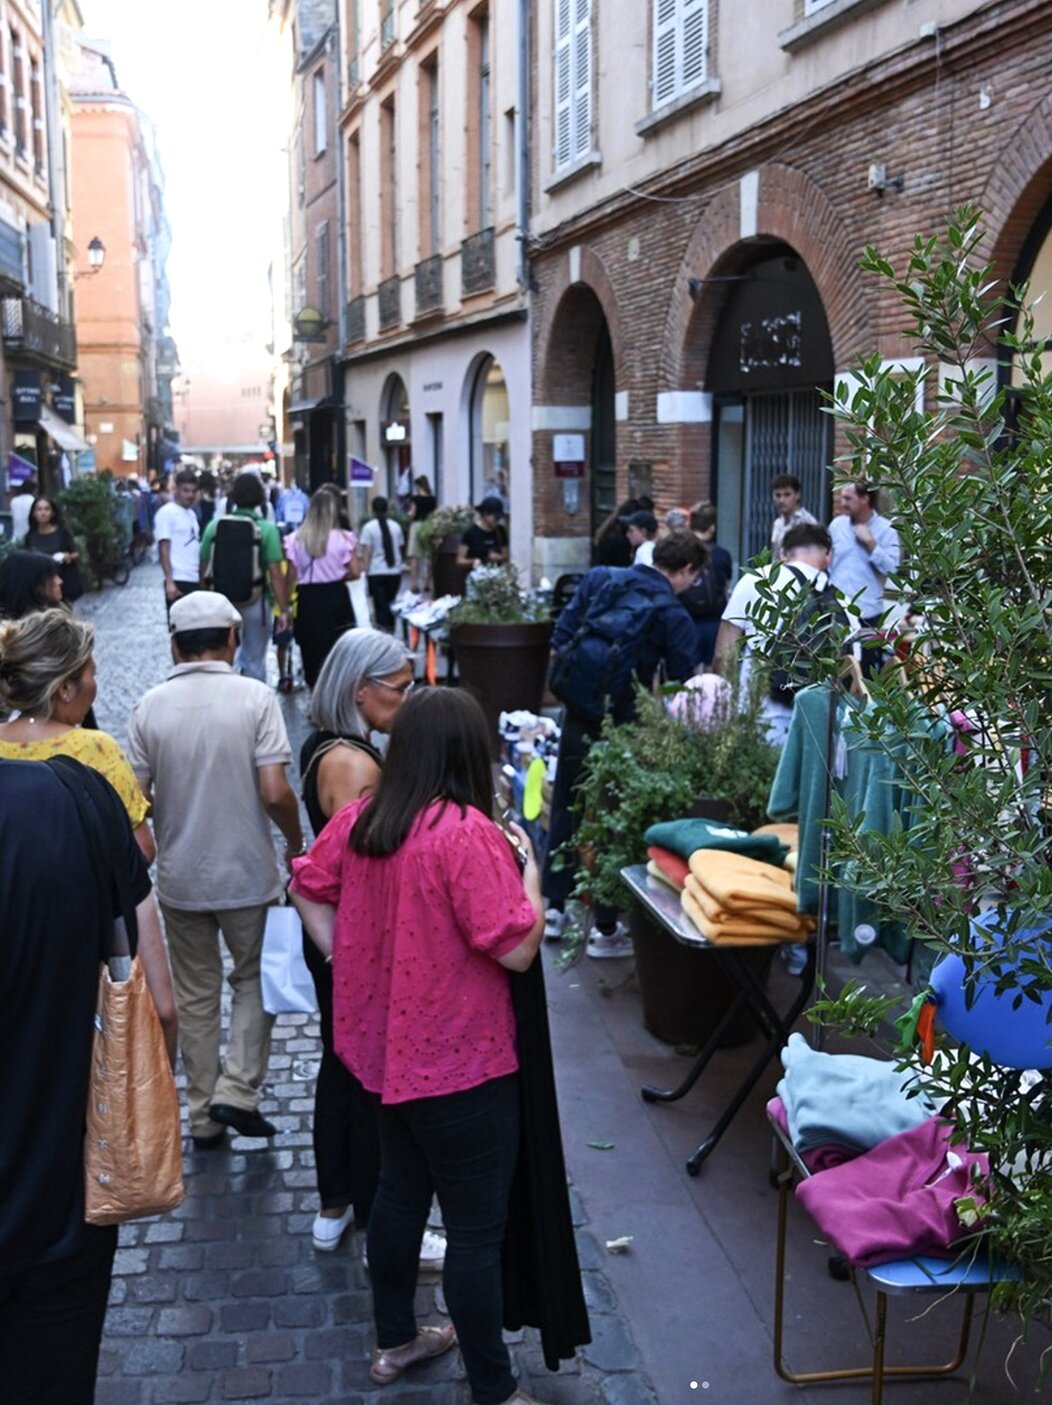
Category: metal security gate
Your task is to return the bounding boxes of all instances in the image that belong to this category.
[742,387,831,564]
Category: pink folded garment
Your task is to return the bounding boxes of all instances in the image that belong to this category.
[796,1117,989,1269]
[765,1097,857,1175]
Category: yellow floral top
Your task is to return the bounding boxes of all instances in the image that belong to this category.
[0,728,149,827]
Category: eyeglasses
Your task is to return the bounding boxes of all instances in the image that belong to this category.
[367,676,415,695]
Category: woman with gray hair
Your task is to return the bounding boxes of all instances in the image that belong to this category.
[299,629,443,1268]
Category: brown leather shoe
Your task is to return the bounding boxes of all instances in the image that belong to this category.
[369,1323,457,1385]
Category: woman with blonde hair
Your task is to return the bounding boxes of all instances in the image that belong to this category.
[0,610,155,864]
[284,488,360,687]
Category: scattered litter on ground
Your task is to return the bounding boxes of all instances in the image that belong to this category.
[605,1236,634,1254]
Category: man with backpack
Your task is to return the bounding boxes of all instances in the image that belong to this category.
[200,473,290,682]
[711,522,851,745]
[544,530,706,956]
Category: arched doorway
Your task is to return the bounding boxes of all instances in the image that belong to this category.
[1008,187,1052,387]
[705,247,834,565]
[469,355,510,509]
[380,372,410,499]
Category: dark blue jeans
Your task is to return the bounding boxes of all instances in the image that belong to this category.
[368,1074,520,1405]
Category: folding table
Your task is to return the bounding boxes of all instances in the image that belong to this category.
[620,863,815,1174]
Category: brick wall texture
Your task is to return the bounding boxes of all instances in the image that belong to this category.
[529,0,1052,540]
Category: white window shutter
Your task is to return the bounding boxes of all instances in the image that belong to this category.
[653,0,678,108]
[682,0,707,89]
[572,0,591,161]
[554,0,572,168]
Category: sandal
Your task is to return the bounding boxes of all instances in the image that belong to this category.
[369,1323,457,1385]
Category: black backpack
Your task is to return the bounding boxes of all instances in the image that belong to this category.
[208,515,264,607]
[549,571,675,723]
[765,565,850,705]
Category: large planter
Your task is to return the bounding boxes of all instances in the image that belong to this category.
[430,534,466,599]
[630,909,773,1048]
[450,618,554,757]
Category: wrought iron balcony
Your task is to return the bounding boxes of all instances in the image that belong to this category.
[378,276,401,331]
[414,255,443,317]
[461,227,495,296]
[345,295,365,345]
[1,294,76,370]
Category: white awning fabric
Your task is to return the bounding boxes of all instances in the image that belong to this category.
[39,404,90,453]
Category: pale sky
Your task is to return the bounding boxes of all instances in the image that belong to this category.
[78,0,284,367]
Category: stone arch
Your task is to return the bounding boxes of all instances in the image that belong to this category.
[978,90,1052,288]
[536,244,626,401]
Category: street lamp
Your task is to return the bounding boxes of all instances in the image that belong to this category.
[81,236,105,275]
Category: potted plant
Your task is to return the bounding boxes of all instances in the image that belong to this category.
[447,564,553,757]
[566,677,780,1045]
[416,504,474,598]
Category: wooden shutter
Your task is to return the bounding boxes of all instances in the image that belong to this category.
[554,0,572,168]
[682,0,707,90]
[571,0,591,161]
[653,0,707,107]
[653,0,678,108]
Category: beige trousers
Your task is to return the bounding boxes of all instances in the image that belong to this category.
[160,902,275,1137]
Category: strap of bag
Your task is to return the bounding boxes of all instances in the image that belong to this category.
[300,735,382,800]
[46,756,138,961]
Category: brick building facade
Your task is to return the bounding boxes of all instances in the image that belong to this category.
[528,0,1052,576]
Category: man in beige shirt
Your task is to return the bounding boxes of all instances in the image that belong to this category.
[127,591,305,1149]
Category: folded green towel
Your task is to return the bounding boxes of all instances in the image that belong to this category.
[644,817,787,866]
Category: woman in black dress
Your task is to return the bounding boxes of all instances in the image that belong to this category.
[23,496,83,601]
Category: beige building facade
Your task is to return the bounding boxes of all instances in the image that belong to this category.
[528,0,1050,575]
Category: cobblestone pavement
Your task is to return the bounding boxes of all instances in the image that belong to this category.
[77,564,655,1405]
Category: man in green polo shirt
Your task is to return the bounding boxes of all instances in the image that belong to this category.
[200,472,290,682]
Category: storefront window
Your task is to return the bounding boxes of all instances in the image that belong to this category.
[469,355,509,510]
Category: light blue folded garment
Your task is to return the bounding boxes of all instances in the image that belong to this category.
[777,1032,934,1154]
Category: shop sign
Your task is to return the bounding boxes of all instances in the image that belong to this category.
[349,455,375,484]
[54,376,76,423]
[553,432,585,479]
[13,371,41,422]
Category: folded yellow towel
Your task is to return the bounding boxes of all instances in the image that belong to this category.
[688,848,799,914]
[685,873,805,935]
[681,886,809,944]
[752,821,800,851]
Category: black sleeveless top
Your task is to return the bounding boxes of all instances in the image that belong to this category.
[300,729,383,838]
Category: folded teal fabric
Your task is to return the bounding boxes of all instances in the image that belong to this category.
[643,817,787,866]
[777,1032,934,1154]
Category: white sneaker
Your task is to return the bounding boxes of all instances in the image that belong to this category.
[362,1227,447,1273]
[312,1204,355,1252]
[585,922,634,960]
[543,908,568,941]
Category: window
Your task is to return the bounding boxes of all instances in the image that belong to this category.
[295,124,305,204]
[30,57,42,172]
[11,28,24,156]
[554,0,591,171]
[347,130,362,296]
[347,0,360,84]
[313,70,327,156]
[419,57,440,257]
[478,15,491,228]
[380,0,395,49]
[0,29,9,140]
[293,255,307,313]
[316,221,330,313]
[465,11,491,232]
[652,0,707,109]
[380,98,397,278]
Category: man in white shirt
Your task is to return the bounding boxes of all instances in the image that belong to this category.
[711,523,844,745]
[770,473,817,559]
[620,508,658,566]
[9,479,36,541]
[154,468,201,615]
[828,481,900,674]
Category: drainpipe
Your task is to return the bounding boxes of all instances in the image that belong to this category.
[515,0,530,293]
[42,0,67,308]
[330,20,348,487]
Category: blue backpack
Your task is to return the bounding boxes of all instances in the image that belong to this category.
[549,571,674,723]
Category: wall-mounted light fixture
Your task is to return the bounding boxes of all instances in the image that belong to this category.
[867,163,905,195]
[74,236,106,277]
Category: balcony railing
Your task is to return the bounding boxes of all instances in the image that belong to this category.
[378,276,401,331]
[461,227,495,296]
[345,295,365,345]
[414,254,443,317]
[1,294,76,370]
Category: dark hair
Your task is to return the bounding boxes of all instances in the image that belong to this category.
[229,474,265,511]
[198,470,216,492]
[371,495,395,568]
[29,495,65,530]
[349,689,494,856]
[636,495,655,513]
[689,501,717,535]
[653,530,707,574]
[595,498,639,547]
[848,481,877,509]
[174,468,197,487]
[0,550,62,619]
[782,522,832,555]
[172,626,235,658]
[771,474,802,493]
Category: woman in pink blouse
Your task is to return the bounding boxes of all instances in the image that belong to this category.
[284,489,360,687]
[291,689,545,1404]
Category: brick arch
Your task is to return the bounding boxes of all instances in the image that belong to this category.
[662,164,865,499]
[536,244,625,402]
[978,90,1052,288]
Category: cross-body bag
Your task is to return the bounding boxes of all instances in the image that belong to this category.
[48,757,185,1226]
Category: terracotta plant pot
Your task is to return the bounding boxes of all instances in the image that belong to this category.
[450,618,555,757]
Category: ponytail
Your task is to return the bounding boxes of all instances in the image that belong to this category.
[372,496,396,569]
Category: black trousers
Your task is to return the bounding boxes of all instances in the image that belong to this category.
[0,1223,117,1405]
[303,930,381,1222]
[367,574,401,632]
[540,709,617,931]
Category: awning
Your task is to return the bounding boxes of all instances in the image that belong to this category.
[39,404,90,453]
[287,395,331,419]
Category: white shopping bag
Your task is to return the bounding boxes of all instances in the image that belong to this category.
[261,905,318,1015]
[348,575,371,628]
